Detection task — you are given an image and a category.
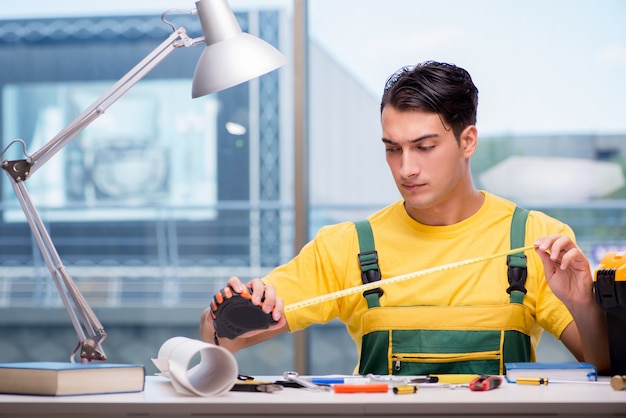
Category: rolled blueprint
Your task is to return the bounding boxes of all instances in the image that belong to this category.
[152,336,238,396]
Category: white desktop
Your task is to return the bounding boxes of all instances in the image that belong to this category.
[1,375,625,418]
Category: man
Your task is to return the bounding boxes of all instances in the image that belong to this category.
[200,61,610,375]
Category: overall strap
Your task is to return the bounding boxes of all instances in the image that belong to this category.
[507,207,530,304]
[354,220,384,308]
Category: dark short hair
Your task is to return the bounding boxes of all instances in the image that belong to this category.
[380,61,479,140]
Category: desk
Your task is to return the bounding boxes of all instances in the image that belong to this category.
[0,376,624,417]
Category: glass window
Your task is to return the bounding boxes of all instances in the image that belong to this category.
[0,2,293,375]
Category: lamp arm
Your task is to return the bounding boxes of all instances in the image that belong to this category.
[1,26,200,362]
[9,177,106,362]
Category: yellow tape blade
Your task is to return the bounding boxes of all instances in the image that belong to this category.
[284,244,537,312]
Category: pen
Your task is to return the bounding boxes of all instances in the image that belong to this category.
[409,376,439,384]
[333,383,389,393]
[412,383,469,389]
[366,374,437,384]
[311,377,371,385]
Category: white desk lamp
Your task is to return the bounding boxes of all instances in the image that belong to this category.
[0,0,286,363]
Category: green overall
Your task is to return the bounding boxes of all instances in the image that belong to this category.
[355,207,533,376]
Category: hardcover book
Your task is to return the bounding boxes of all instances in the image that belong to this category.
[504,361,598,383]
[0,362,145,396]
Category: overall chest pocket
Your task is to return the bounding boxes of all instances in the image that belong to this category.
[359,304,534,376]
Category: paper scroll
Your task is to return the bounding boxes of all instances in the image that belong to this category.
[152,336,238,397]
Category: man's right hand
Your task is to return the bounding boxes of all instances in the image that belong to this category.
[199,276,287,352]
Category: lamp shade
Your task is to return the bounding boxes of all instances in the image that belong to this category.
[191,0,286,98]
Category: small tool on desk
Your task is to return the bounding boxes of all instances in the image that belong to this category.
[273,380,305,388]
[311,377,371,385]
[469,375,502,391]
[283,371,331,391]
[430,374,479,384]
[516,376,612,386]
[333,383,388,393]
[231,383,283,393]
[231,374,283,393]
[393,385,418,395]
[365,374,410,385]
[409,375,439,384]
[611,375,626,391]
[365,374,438,385]
[365,374,467,389]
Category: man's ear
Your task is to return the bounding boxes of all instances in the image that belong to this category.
[460,125,478,157]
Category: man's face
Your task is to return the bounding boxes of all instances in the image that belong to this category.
[381,106,473,220]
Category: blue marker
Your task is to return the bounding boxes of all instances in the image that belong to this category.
[311,377,370,385]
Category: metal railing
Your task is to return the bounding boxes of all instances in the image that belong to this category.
[1,200,625,309]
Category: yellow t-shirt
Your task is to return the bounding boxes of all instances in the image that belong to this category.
[263,191,574,360]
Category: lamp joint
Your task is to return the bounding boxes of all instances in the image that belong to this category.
[2,159,32,182]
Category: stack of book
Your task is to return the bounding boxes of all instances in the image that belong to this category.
[0,362,145,396]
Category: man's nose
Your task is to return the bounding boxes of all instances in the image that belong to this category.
[399,154,420,178]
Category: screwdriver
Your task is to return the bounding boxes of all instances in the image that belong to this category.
[515,376,611,386]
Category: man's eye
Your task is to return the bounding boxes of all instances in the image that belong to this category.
[385,147,400,153]
[418,145,435,151]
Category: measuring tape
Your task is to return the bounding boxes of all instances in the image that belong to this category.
[213,244,538,338]
[284,244,537,313]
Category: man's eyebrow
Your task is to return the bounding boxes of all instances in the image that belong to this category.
[382,134,438,144]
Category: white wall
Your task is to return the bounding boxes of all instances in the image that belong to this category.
[309,41,400,209]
